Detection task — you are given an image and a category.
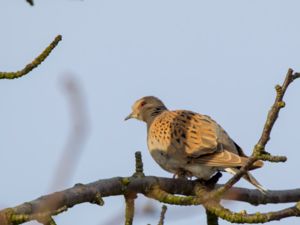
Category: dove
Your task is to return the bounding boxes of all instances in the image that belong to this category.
[125,96,266,192]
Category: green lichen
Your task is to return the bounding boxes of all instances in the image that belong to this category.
[124,197,135,225]
[296,202,300,211]
[133,151,145,177]
[147,185,202,206]
[0,35,62,79]
[206,204,269,224]
[121,178,131,186]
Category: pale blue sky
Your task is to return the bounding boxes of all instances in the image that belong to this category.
[1,1,300,224]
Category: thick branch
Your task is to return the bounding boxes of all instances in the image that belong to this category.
[206,208,219,225]
[1,176,300,224]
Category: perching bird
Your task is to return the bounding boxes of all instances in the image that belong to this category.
[125,96,266,193]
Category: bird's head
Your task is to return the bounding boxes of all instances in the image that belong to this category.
[125,96,167,123]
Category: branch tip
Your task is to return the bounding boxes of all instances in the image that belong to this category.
[257,154,287,163]
[133,151,144,177]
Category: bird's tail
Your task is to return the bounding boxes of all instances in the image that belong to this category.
[224,168,267,194]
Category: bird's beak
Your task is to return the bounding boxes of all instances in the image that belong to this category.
[124,112,133,121]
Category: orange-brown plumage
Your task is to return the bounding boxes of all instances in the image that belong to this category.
[126,96,266,192]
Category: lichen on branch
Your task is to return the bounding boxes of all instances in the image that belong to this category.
[1,69,300,225]
[214,68,300,197]
[0,35,62,79]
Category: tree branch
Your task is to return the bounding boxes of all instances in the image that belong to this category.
[1,176,300,224]
[0,35,62,79]
[215,68,299,196]
[1,69,299,224]
[206,208,219,225]
[124,195,135,225]
[205,202,300,223]
[157,205,167,225]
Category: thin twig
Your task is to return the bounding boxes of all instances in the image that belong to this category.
[133,151,145,177]
[124,195,136,225]
[0,35,62,79]
[205,202,300,223]
[157,205,167,225]
[215,69,299,196]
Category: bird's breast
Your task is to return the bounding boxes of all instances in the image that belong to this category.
[147,131,181,173]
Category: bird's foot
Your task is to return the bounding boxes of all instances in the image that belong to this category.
[173,169,192,180]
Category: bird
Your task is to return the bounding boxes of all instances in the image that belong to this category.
[125,96,266,193]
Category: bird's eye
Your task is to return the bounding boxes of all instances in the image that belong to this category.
[140,101,146,107]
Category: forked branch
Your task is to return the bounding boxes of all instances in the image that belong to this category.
[215,68,299,196]
[1,69,299,225]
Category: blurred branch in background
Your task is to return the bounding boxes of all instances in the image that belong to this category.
[49,75,89,191]
[26,0,34,6]
[0,35,62,79]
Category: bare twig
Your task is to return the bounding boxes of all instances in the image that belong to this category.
[124,195,135,225]
[1,69,299,224]
[0,35,62,79]
[205,202,300,223]
[157,205,167,225]
[133,151,144,177]
[216,69,299,196]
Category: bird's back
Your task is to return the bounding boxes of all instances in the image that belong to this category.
[147,110,240,158]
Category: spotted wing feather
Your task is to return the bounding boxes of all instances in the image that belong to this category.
[165,111,219,157]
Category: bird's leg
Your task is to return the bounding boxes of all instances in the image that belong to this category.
[173,168,191,179]
[206,171,222,187]
[195,172,222,190]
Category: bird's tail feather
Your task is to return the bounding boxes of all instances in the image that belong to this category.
[224,168,267,194]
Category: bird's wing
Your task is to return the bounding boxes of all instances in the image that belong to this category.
[193,149,264,169]
[193,150,248,167]
[169,111,219,157]
[165,111,263,169]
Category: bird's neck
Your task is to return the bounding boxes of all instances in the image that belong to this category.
[144,106,167,126]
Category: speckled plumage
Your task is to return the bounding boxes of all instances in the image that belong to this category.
[126,96,266,192]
